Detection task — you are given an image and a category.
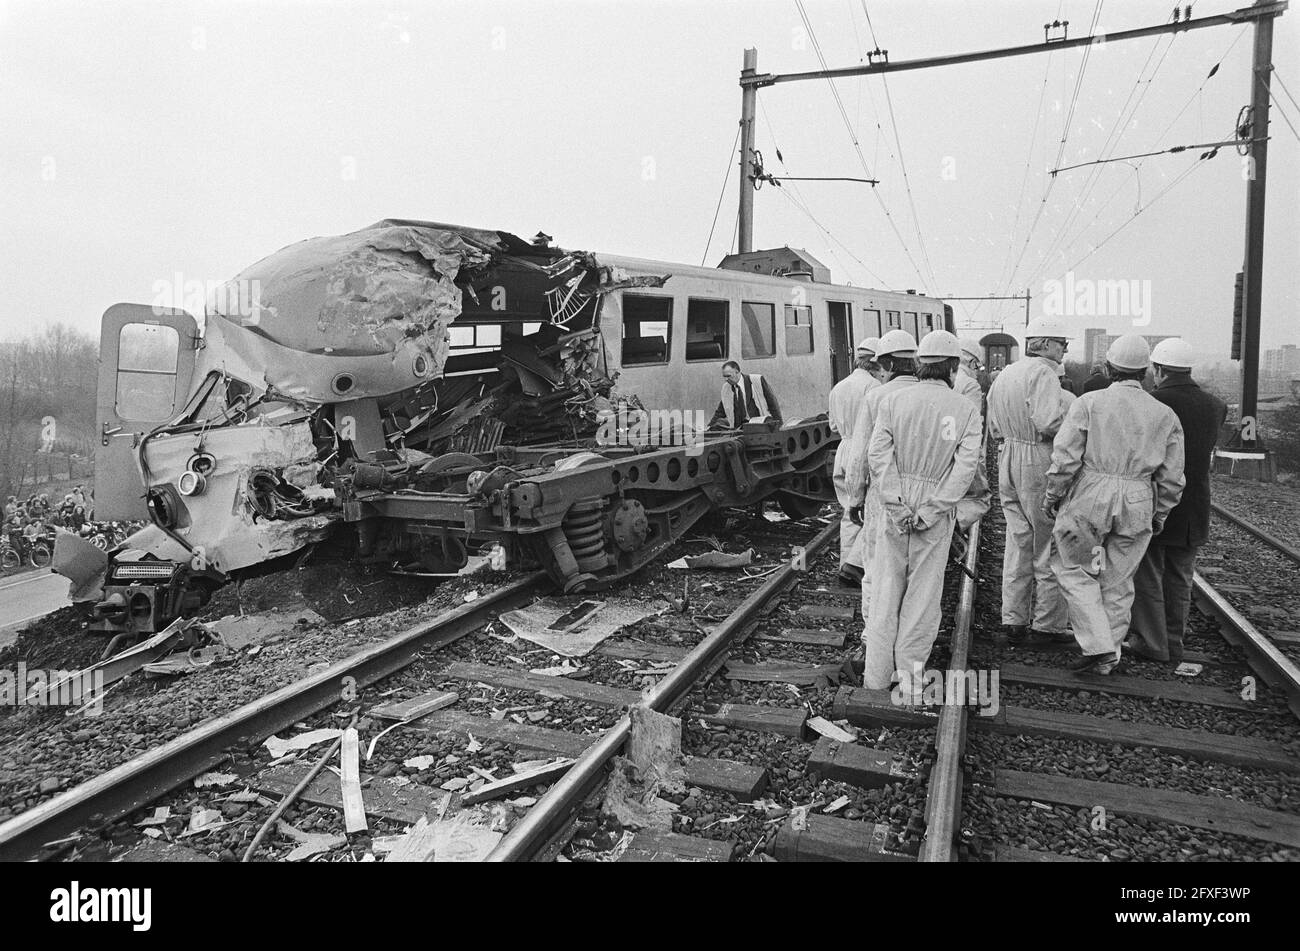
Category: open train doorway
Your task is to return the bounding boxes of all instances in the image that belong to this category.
[828,301,852,384]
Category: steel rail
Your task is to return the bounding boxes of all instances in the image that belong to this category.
[918,518,982,863]
[0,572,548,862]
[1193,572,1300,721]
[485,519,841,862]
[1210,500,1300,566]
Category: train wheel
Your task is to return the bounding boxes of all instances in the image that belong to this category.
[776,492,824,521]
[29,545,52,568]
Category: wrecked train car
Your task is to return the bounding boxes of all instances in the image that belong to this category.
[70,219,950,640]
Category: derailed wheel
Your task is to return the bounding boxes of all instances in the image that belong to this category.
[776,492,824,521]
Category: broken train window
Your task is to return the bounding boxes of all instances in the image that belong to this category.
[620,294,672,366]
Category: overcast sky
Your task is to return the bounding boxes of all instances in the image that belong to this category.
[1,0,1296,357]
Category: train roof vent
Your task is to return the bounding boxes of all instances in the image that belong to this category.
[718,247,832,283]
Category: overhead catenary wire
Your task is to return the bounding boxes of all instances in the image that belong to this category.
[1274,67,1300,115]
[1050,137,1252,175]
[997,0,1106,319]
[991,5,1062,324]
[758,99,877,285]
[1025,26,1247,295]
[1016,5,1209,306]
[858,0,941,293]
[1056,130,1225,276]
[792,0,930,291]
[702,125,743,265]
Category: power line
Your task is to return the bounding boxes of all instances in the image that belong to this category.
[792,0,930,291]
[993,17,1060,323]
[1057,146,1215,275]
[1019,7,1196,299]
[776,184,891,287]
[1031,27,1245,289]
[1257,73,1300,144]
[1274,67,1300,115]
[1003,0,1109,300]
[701,125,743,265]
[1050,137,1249,175]
[858,0,940,293]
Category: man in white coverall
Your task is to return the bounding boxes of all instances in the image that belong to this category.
[955,337,984,412]
[843,330,919,619]
[828,337,881,586]
[862,330,985,695]
[986,316,1075,648]
[1044,334,1185,675]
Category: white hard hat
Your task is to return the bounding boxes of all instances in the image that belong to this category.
[1150,338,1194,370]
[916,330,962,363]
[876,329,917,358]
[957,336,983,360]
[1024,316,1071,340]
[1106,333,1151,371]
[856,336,880,355]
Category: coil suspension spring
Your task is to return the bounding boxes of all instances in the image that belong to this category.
[562,500,607,572]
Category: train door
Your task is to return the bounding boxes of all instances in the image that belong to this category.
[827,301,852,383]
[95,304,198,520]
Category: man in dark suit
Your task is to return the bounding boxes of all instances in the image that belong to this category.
[1127,339,1227,664]
[708,361,783,430]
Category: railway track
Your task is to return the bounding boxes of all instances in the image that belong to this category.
[1,510,853,862]
[944,496,1300,863]
[5,488,1296,864]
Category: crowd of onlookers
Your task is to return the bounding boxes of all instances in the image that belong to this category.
[3,486,127,561]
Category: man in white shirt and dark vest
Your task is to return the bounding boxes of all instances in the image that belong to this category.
[708,361,783,430]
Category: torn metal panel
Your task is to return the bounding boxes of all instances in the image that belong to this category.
[205,223,495,403]
[140,420,336,573]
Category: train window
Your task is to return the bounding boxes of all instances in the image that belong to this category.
[116,322,180,421]
[864,309,882,336]
[621,294,673,365]
[522,322,542,335]
[741,302,776,359]
[920,313,935,332]
[686,298,729,362]
[886,311,901,329]
[448,324,502,352]
[784,304,813,355]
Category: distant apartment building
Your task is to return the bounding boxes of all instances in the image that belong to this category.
[1263,344,1300,379]
[1082,328,1175,368]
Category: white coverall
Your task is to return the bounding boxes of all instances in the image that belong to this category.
[828,368,880,570]
[1045,381,1185,658]
[986,355,1072,634]
[862,379,984,692]
[955,366,983,413]
[842,375,918,616]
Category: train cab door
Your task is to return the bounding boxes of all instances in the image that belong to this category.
[95,305,199,520]
[828,301,852,383]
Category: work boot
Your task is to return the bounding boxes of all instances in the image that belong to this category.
[1121,637,1168,664]
[1022,629,1075,651]
[836,565,863,589]
[1067,652,1120,676]
[994,624,1028,647]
